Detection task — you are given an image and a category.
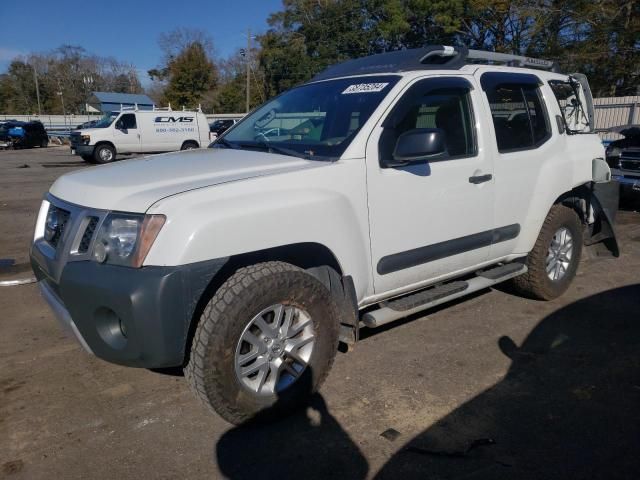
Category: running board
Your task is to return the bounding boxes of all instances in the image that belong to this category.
[362,263,527,328]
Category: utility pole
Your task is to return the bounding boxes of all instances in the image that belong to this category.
[57,79,67,128]
[32,64,42,116]
[246,28,251,114]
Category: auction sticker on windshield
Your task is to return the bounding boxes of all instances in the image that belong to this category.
[342,83,389,94]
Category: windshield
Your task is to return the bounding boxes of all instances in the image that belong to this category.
[93,113,117,128]
[216,75,400,159]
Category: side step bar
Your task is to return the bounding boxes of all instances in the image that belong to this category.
[362,263,527,328]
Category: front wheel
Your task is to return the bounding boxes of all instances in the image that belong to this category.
[185,261,340,424]
[510,205,583,300]
[93,144,116,164]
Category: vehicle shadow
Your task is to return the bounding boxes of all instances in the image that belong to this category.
[215,369,369,479]
[374,285,640,479]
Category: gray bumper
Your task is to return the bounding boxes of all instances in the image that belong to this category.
[39,281,94,354]
[32,256,227,368]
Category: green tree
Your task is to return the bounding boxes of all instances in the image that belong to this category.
[157,42,218,108]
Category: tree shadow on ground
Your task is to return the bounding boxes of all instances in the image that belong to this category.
[375,285,640,479]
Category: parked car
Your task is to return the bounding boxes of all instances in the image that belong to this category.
[31,46,619,424]
[0,120,48,148]
[605,124,640,197]
[69,107,210,163]
[209,118,239,140]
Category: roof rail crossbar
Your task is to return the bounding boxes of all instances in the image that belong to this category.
[311,45,561,82]
[466,49,560,72]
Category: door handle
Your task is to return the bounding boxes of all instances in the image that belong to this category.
[469,174,492,184]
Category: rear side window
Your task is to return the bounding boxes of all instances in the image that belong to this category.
[482,74,551,153]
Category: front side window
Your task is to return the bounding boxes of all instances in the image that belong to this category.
[119,114,137,129]
[484,81,551,152]
[379,78,477,163]
[218,75,401,160]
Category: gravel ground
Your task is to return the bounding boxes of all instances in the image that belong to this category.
[1,146,639,479]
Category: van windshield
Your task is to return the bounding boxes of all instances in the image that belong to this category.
[93,114,118,128]
[214,75,400,160]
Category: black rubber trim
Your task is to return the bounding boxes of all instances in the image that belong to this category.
[384,281,469,311]
[477,262,525,280]
[377,224,520,275]
[479,72,542,91]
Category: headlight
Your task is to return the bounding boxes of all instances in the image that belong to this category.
[92,213,165,268]
[81,134,91,145]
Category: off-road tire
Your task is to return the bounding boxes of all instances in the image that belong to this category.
[93,144,116,164]
[184,261,340,425]
[510,205,583,300]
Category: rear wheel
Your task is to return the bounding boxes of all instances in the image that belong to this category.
[181,141,199,150]
[510,205,583,300]
[185,261,340,424]
[93,144,116,164]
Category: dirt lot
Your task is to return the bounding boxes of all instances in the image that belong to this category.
[1,146,639,479]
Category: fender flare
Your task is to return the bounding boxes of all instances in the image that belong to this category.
[585,181,620,257]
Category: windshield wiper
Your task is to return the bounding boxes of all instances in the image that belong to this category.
[212,137,238,149]
[237,140,312,160]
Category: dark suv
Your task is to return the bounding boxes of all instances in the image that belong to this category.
[209,119,238,138]
[0,120,49,148]
[606,125,640,198]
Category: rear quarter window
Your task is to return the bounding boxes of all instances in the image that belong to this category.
[482,73,551,153]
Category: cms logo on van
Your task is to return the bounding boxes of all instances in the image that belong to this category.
[154,116,194,123]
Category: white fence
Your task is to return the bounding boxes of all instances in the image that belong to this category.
[593,96,640,140]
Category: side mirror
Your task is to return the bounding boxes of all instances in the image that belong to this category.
[387,128,446,167]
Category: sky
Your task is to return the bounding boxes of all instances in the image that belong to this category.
[0,0,283,85]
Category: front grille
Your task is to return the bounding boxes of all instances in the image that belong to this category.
[70,132,81,147]
[620,150,640,161]
[620,160,640,172]
[46,205,71,248]
[78,216,98,253]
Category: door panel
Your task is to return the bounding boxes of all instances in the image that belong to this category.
[366,76,495,294]
[113,113,141,153]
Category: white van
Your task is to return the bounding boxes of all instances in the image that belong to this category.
[70,106,210,163]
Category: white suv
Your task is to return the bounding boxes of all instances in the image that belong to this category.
[31,46,619,424]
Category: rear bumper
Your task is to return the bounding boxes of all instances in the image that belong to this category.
[32,255,227,368]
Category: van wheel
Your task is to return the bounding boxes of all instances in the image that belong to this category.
[510,205,582,300]
[93,144,116,164]
[185,261,340,425]
[181,141,198,150]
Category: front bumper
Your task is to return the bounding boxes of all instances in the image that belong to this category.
[70,144,95,156]
[31,215,227,368]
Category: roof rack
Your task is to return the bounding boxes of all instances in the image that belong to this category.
[312,45,560,81]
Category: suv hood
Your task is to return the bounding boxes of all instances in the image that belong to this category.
[50,148,328,212]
